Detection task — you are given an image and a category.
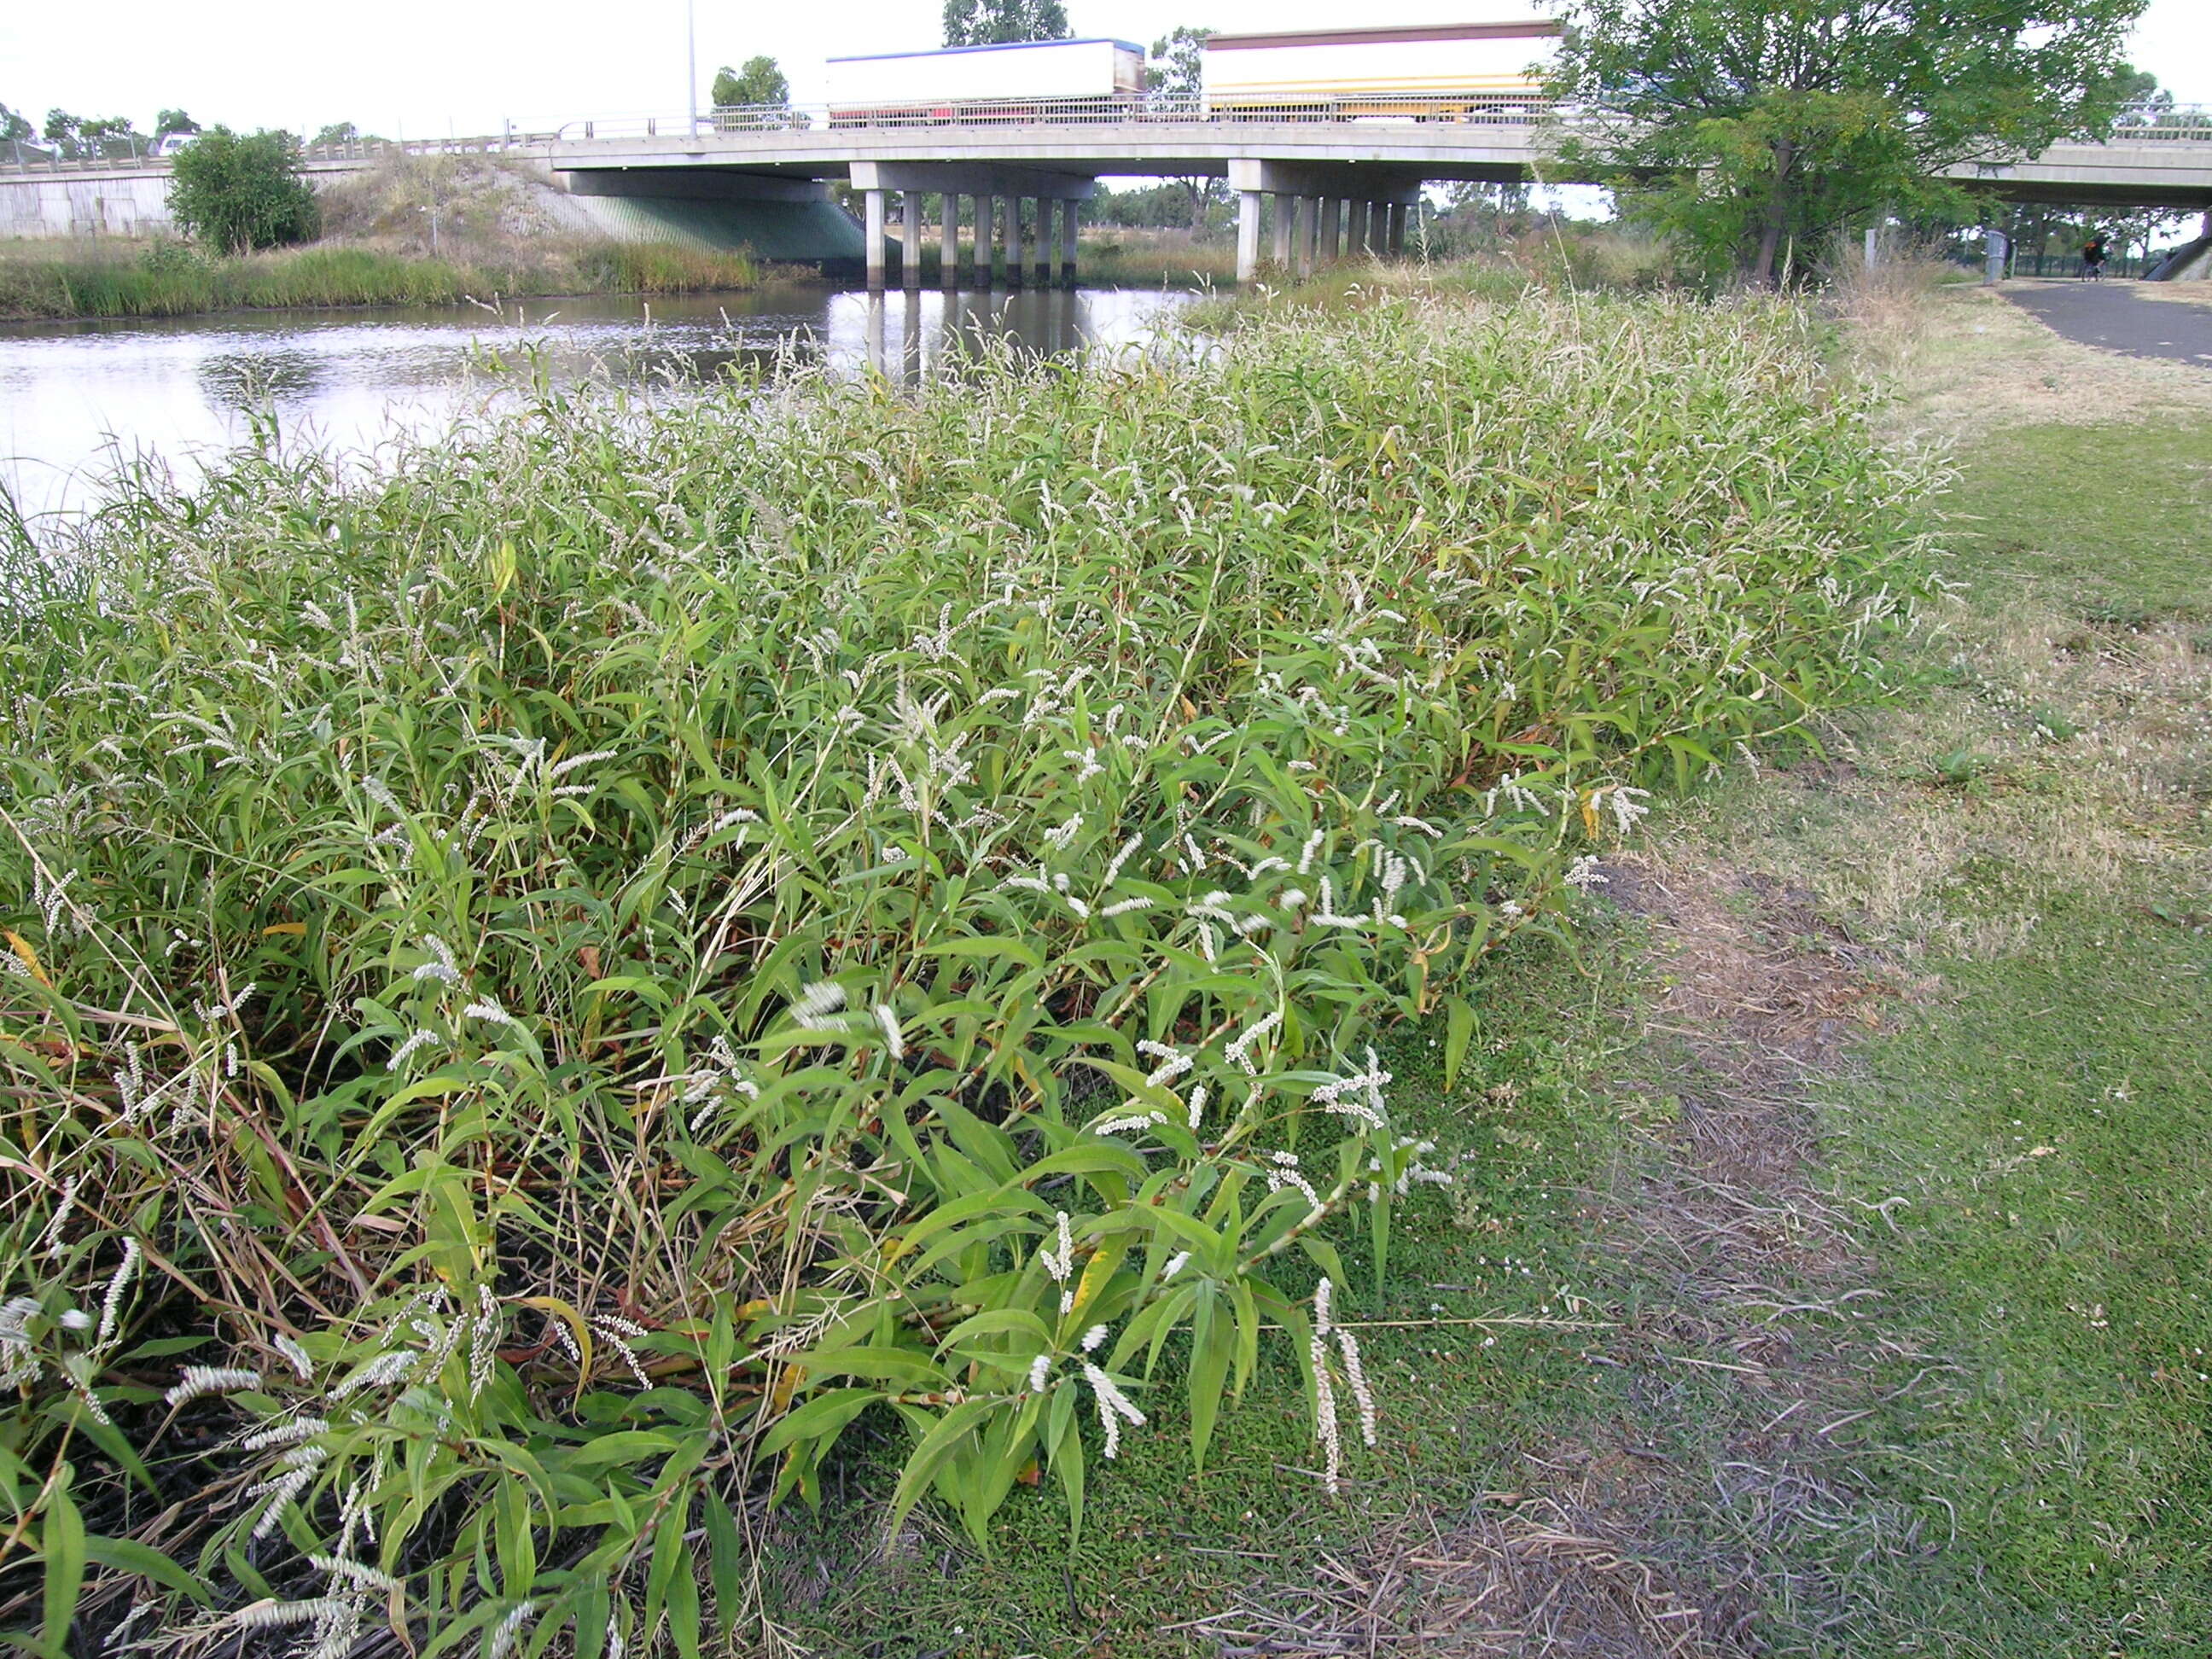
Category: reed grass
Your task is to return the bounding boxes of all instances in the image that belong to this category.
[0,237,762,322]
[0,290,1938,1652]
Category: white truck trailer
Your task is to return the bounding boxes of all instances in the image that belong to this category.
[1202,20,1562,119]
[825,38,1148,126]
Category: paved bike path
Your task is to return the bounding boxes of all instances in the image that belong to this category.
[2002,279,2212,367]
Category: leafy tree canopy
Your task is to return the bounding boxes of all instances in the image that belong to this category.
[1,103,34,144]
[155,108,200,138]
[167,126,319,254]
[1147,26,1213,104]
[942,0,1072,49]
[711,55,791,108]
[42,109,150,160]
[1551,0,2151,286]
[311,120,362,148]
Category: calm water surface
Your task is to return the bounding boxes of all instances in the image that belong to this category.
[0,282,1191,526]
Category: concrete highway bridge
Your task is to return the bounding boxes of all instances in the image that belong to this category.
[7,100,2210,285]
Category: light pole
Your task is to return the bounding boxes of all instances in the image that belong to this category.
[685,0,698,136]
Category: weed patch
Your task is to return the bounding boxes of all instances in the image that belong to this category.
[0,292,1935,1650]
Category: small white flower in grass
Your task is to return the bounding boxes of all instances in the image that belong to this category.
[1081,1324,1109,1353]
[1594,784,1653,835]
[310,1554,404,1594]
[96,1237,141,1344]
[387,1027,439,1070]
[1138,1040,1190,1086]
[789,980,847,1029]
[1161,1252,1191,1282]
[60,1310,90,1332]
[1083,1362,1145,1458]
[1185,1083,1208,1131]
[486,1601,537,1659]
[411,934,460,987]
[1310,1289,1342,1496]
[247,1455,323,1539]
[1224,1010,1282,1074]
[548,748,616,781]
[332,1348,416,1397]
[1027,1353,1053,1393]
[1101,896,1154,917]
[232,1598,353,1630]
[166,1364,259,1406]
[1103,835,1142,885]
[1045,813,1084,851]
[1281,888,1308,913]
[463,998,523,1031]
[1041,1211,1076,1316]
[874,1004,905,1060]
[1563,855,1610,891]
[1297,830,1325,875]
[242,1417,329,1451]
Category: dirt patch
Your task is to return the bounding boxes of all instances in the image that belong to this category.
[1222,855,1936,1656]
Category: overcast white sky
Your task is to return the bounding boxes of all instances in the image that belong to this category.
[2,0,2205,141]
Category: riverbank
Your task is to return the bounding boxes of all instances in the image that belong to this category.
[0,236,765,321]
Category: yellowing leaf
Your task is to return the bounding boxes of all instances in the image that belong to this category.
[3,932,49,987]
[261,922,306,938]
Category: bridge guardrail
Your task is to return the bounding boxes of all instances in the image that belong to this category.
[4,98,2205,178]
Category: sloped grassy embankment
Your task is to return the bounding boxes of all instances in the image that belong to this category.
[0,294,1936,1652]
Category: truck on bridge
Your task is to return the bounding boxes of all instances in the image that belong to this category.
[1201,20,1562,121]
[825,38,1147,127]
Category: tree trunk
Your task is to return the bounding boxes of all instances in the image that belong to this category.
[1749,139,1796,288]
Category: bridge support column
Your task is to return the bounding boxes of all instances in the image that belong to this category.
[941,194,959,288]
[901,190,922,290]
[1348,201,1371,258]
[1061,199,1080,287]
[1237,189,1262,283]
[864,189,888,291]
[977,195,996,287]
[1319,198,1340,264]
[1032,198,1051,287]
[1001,195,1022,290]
[1295,195,1317,280]
[1272,194,1294,271]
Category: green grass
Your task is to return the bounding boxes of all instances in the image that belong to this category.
[1831,905,2212,1651]
[0,237,761,321]
[1670,338,2212,1650]
[1946,416,2212,620]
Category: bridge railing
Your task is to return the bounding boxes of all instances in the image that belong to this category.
[555,94,1554,143]
[0,131,567,178]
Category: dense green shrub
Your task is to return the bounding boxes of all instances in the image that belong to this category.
[0,293,1936,1650]
[166,126,320,254]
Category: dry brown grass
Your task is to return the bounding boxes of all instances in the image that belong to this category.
[1897,282,2212,443]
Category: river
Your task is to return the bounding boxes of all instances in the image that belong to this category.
[0,281,1190,528]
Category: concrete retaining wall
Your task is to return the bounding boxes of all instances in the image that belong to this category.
[0,171,175,237]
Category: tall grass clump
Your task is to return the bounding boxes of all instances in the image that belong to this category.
[0,292,1937,1651]
[0,237,760,322]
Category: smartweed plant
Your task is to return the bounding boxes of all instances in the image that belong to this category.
[0,291,1937,1653]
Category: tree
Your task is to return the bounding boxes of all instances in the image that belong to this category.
[44,109,150,160]
[311,121,361,148]
[1146,27,1218,227]
[0,104,32,145]
[711,56,791,108]
[155,109,201,139]
[1550,0,2151,286]
[942,0,1071,49]
[168,126,319,254]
